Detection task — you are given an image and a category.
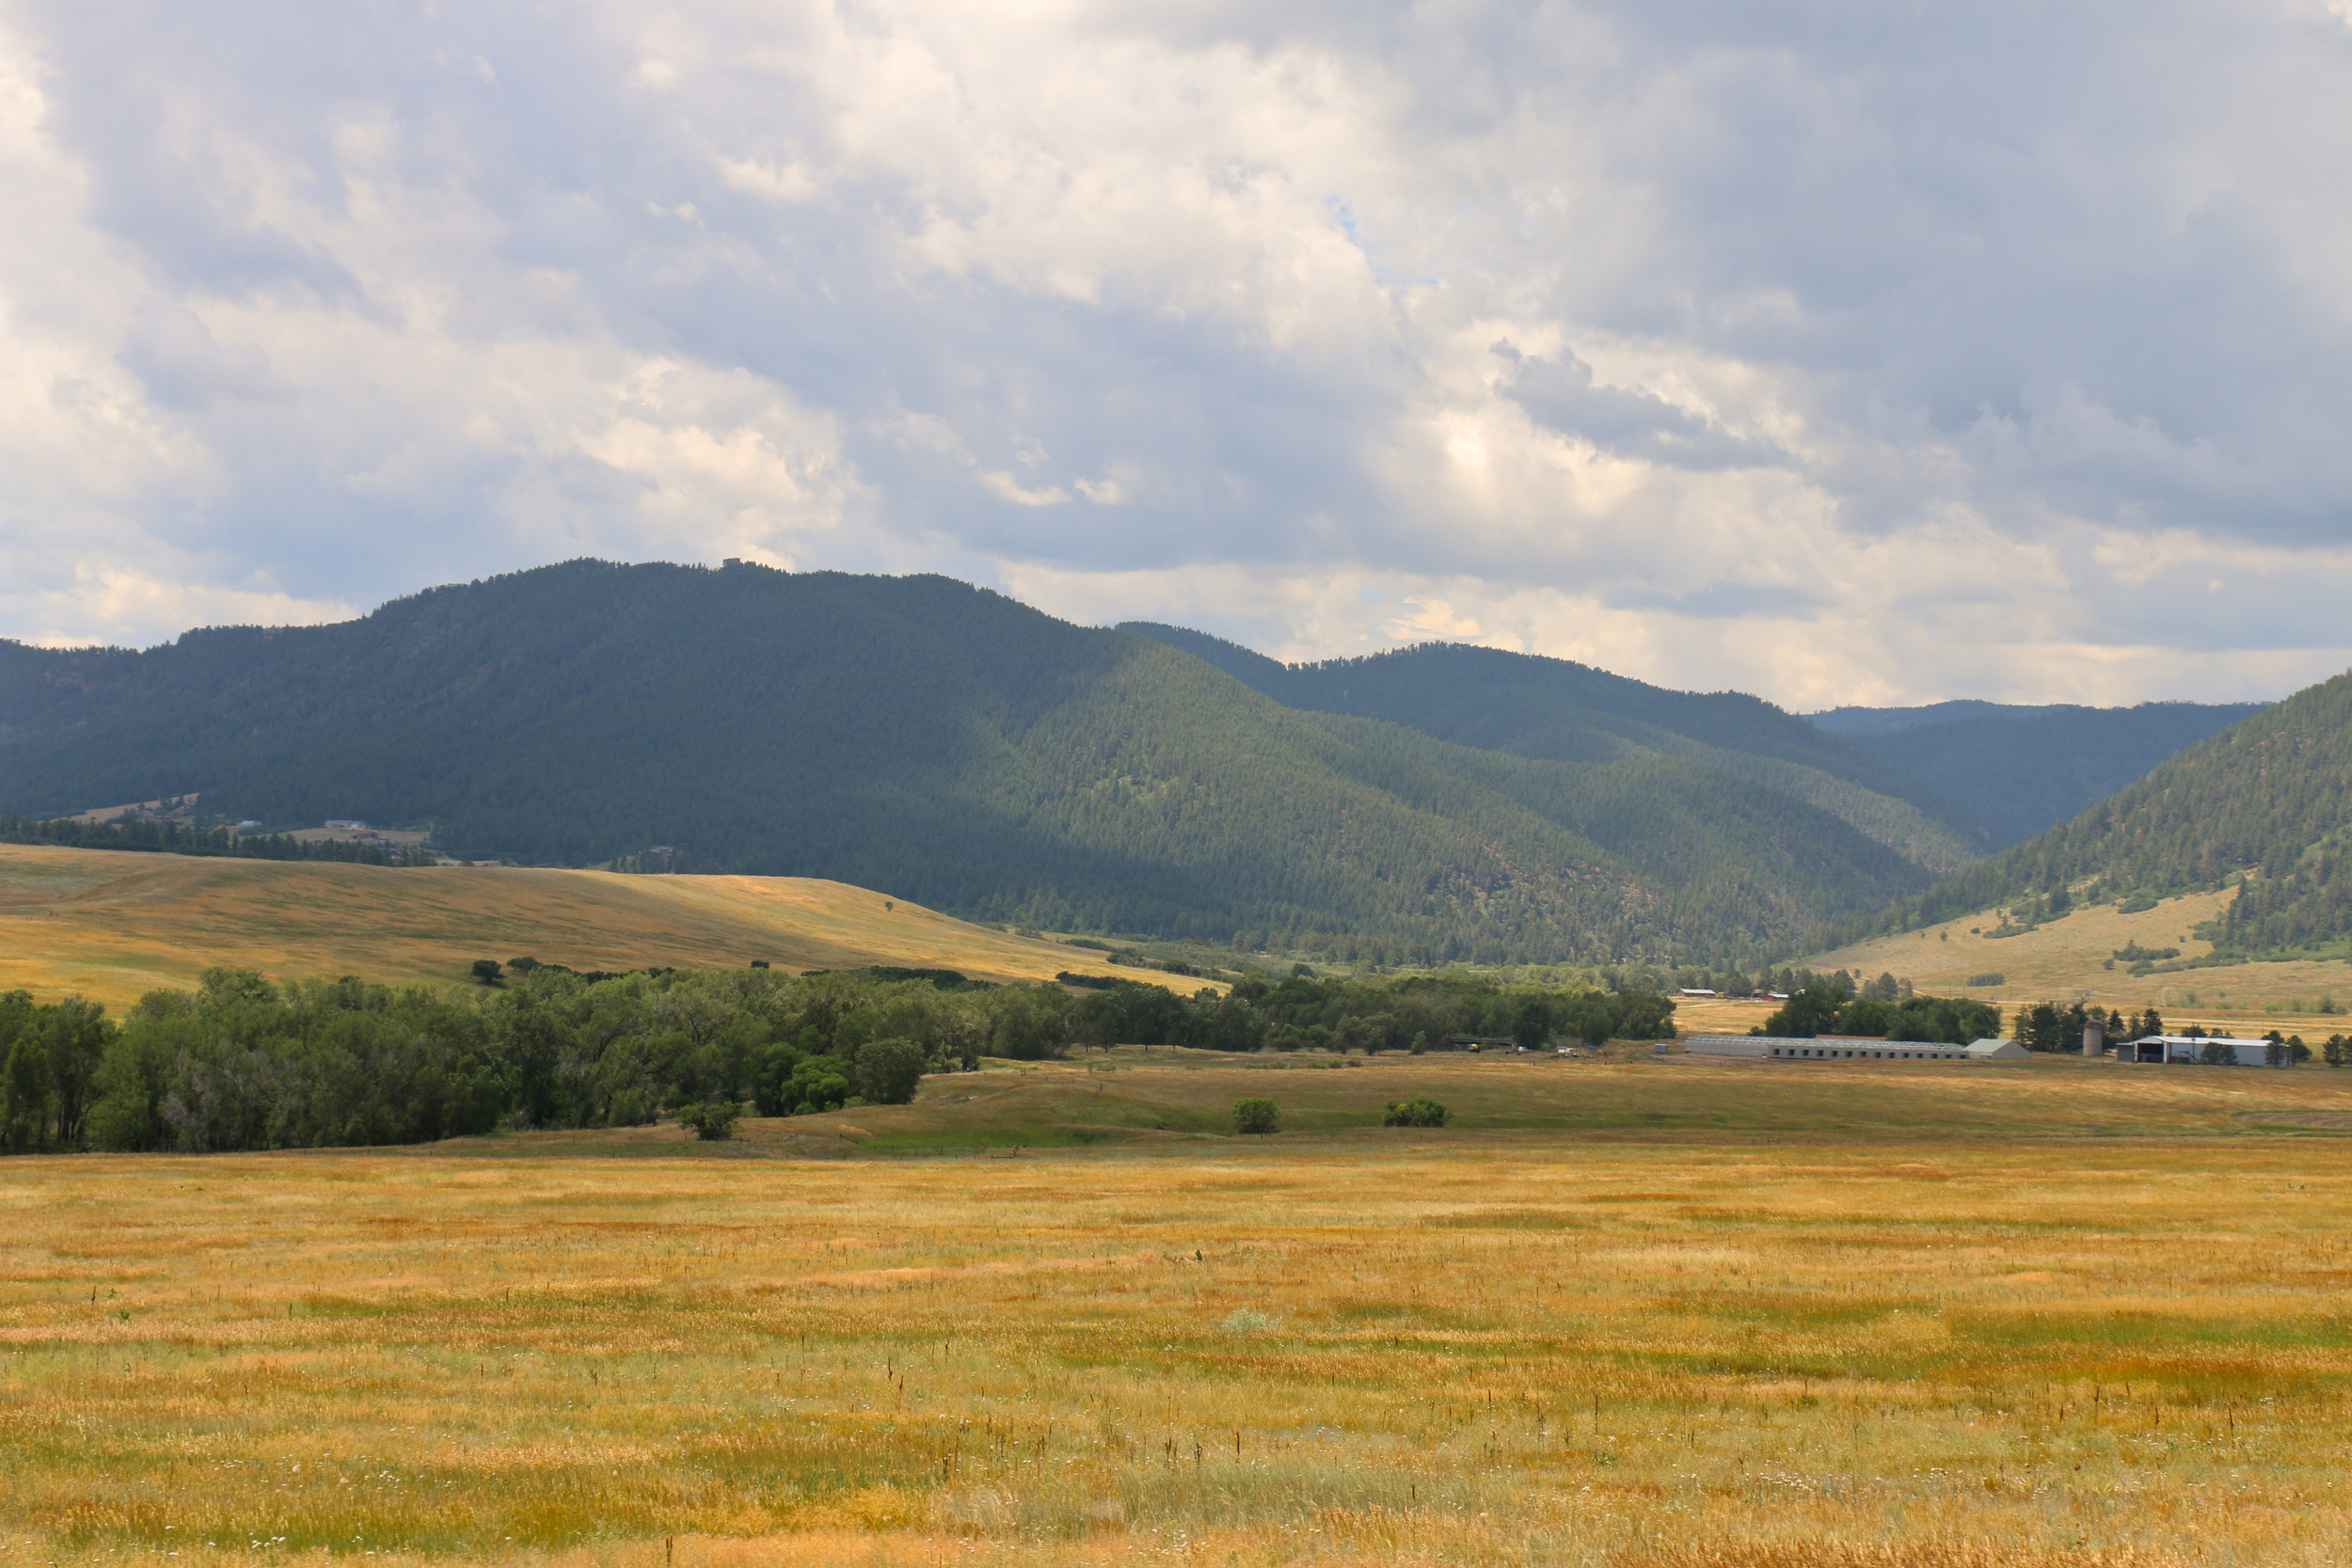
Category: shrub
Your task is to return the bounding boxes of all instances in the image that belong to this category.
[1383,1096,1450,1128]
[1232,1097,1280,1135]
[676,1101,740,1140]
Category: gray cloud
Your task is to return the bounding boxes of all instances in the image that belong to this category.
[117,296,289,409]
[1496,341,1783,471]
[3,0,2350,705]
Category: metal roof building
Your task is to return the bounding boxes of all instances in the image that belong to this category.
[1964,1037,2031,1059]
[2117,1035,2288,1067]
[1680,1034,1982,1061]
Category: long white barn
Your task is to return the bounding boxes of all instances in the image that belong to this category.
[1679,1033,2028,1062]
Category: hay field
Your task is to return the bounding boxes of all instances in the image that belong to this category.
[6,1058,2351,1568]
[0,845,1136,1006]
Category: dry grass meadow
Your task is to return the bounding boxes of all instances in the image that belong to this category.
[0,846,1136,1006]
[7,1053,2352,1568]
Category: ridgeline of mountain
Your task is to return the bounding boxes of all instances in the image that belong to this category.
[1118,624,1986,873]
[1809,700,2075,736]
[1808,700,2268,848]
[0,561,1933,966]
[1836,668,2352,962]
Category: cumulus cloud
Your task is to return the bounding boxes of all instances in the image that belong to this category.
[2,0,2349,705]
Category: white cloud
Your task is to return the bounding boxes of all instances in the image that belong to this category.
[3,0,2350,704]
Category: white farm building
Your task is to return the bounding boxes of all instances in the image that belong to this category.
[1679,1033,2028,1062]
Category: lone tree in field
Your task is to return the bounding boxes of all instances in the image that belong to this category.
[1232,1097,1280,1135]
[469,958,503,986]
[1383,1096,1449,1128]
[676,1101,740,1140]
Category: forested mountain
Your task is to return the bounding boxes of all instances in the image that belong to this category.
[1119,626,1985,872]
[0,561,1933,965]
[1844,668,2352,960]
[1808,699,2266,847]
[1809,700,2074,736]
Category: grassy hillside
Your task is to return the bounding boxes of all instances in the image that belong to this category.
[1822,699,2266,847]
[0,561,1931,964]
[0,844,1139,1006]
[1123,625,1985,873]
[1846,665,2352,964]
[1804,884,2352,1025]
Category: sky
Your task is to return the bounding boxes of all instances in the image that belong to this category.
[4,0,2351,710]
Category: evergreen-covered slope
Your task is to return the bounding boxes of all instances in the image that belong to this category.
[0,561,1931,965]
[1811,700,2266,848]
[1120,625,1985,872]
[1846,668,2352,959]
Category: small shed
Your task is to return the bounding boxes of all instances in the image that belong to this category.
[1963,1037,2030,1060]
[1677,1034,1773,1058]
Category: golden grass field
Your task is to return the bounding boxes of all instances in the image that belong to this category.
[6,1053,2352,1568]
[0,845,1137,1006]
[1804,889,2352,1041]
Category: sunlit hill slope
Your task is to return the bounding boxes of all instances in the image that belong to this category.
[0,845,1136,1007]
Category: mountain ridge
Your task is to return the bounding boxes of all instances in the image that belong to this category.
[1808,699,2269,848]
[1833,666,2352,963]
[1118,624,1986,873]
[0,560,1933,966]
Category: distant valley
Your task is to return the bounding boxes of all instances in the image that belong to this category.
[1810,698,2266,848]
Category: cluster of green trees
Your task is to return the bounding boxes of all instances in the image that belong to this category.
[1756,981,1999,1044]
[2206,843,2352,958]
[0,991,107,1154]
[1834,668,2352,961]
[0,964,1677,1154]
[0,560,1941,966]
[0,813,413,865]
[1998,1002,2312,1058]
[2009,1001,2149,1053]
[1072,970,1677,1053]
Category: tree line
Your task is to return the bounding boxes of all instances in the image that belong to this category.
[0,964,1678,1154]
[0,813,417,865]
[1755,976,2000,1044]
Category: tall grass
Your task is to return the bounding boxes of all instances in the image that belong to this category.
[2,1132,2348,1565]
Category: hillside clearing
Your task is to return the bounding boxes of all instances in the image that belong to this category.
[0,845,1141,1006]
[1807,887,2352,1030]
